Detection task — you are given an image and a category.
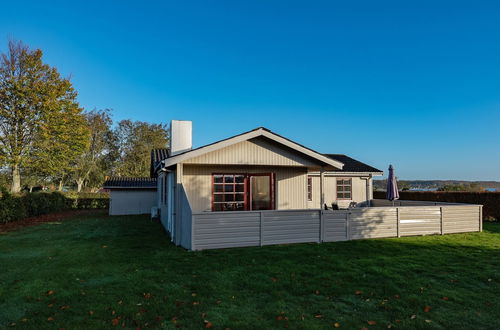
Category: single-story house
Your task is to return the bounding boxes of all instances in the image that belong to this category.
[153,120,382,246]
[105,120,482,250]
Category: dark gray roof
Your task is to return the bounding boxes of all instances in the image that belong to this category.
[103,177,157,189]
[324,154,382,173]
[150,148,169,177]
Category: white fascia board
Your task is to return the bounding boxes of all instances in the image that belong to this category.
[308,171,384,177]
[163,130,262,167]
[259,130,344,169]
[163,128,344,169]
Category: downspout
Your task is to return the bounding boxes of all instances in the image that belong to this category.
[320,167,325,209]
[361,174,373,207]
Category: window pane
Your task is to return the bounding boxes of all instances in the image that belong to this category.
[224,175,234,183]
[214,175,223,183]
[235,175,245,183]
[213,203,223,211]
[345,193,351,199]
[224,185,235,192]
[235,193,244,201]
[214,184,223,192]
[338,186,344,192]
[214,194,223,202]
[344,185,351,192]
[235,184,244,192]
[225,194,235,202]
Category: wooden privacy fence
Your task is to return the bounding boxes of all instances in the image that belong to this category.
[191,201,482,251]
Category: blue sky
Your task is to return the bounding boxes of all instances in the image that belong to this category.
[1,1,499,180]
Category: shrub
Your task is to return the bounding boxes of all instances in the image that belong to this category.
[0,191,109,224]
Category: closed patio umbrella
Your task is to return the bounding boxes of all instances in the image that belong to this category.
[386,165,399,205]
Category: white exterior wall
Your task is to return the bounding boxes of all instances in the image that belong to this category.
[109,190,157,215]
[307,175,371,209]
[183,164,308,212]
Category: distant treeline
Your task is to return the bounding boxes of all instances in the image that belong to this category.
[374,179,500,192]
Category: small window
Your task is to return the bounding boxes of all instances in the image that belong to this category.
[337,178,352,199]
[307,176,313,201]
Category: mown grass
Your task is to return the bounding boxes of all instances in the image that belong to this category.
[0,215,499,329]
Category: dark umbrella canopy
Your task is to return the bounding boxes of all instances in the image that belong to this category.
[386,165,400,201]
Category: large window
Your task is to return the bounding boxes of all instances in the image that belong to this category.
[212,173,275,211]
[336,178,352,199]
[307,176,313,201]
[212,174,246,211]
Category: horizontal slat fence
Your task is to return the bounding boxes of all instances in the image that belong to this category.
[190,201,482,250]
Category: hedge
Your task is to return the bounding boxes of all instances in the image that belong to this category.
[373,191,500,220]
[0,190,109,224]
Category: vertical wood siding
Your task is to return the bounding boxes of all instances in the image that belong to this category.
[183,164,308,212]
[308,176,368,209]
[185,137,319,166]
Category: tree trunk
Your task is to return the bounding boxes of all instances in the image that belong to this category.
[29,186,33,193]
[11,164,21,193]
[76,178,84,192]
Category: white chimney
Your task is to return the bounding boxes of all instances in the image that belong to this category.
[169,120,192,156]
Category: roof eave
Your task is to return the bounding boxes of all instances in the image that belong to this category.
[161,128,344,169]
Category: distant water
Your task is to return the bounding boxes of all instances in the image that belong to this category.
[409,188,438,191]
[485,188,498,192]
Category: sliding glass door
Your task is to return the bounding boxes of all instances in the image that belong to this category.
[249,174,273,210]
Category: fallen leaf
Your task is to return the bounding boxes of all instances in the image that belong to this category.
[393,294,400,299]
[361,328,369,330]
[355,290,363,295]
[48,304,54,307]
[334,322,341,328]
[271,277,278,282]
[192,293,197,296]
[204,320,213,328]
[89,311,94,315]
[112,318,120,326]
[60,305,70,310]
[47,290,55,295]
[143,293,152,299]
[315,290,320,295]
[276,315,284,321]
[442,296,449,301]
[424,306,431,313]
[425,320,432,323]
[102,245,108,248]
[47,317,54,321]
[410,315,416,319]
[314,314,323,318]
[367,320,377,325]
[193,301,200,305]
[395,320,401,323]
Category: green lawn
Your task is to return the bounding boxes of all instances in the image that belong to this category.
[0,215,499,329]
